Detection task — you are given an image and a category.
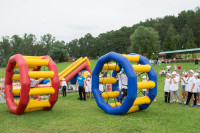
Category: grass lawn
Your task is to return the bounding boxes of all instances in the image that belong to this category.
[1,60,200,133]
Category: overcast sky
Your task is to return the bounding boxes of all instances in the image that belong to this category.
[0,0,199,42]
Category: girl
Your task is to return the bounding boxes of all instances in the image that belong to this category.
[142,76,147,96]
[106,74,111,92]
[86,73,92,99]
[164,73,171,103]
[180,72,187,102]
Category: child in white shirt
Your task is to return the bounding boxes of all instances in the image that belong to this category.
[142,76,147,96]
[164,73,171,103]
[86,73,92,99]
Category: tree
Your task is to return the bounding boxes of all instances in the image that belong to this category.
[48,41,68,62]
[128,26,160,59]
[162,23,177,51]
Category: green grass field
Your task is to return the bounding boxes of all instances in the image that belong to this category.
[0,61,200,133]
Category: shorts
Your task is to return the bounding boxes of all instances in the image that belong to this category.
[143,91,147,95]
[181,85,186,89]
[85,86,88,93]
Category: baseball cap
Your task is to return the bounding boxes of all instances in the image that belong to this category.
[172,71,176,75]
[189,70,194,73]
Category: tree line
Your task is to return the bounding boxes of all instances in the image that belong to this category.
[0,7,199,66]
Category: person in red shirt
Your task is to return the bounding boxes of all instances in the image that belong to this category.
[178,64,181,73]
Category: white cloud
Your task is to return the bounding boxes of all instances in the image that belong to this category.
[0,0,199,42]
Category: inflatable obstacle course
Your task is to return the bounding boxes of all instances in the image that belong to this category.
[5,54,59,115]
[92,52,157,115]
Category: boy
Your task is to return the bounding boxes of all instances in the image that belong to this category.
[61,78,67,97]
[184,70,197,107]
[76,72,86,101]
[164,73,171,103]
[116,69,128,103]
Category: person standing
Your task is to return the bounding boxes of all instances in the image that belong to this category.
[184,70,197,107]
[164,73,171,103]
[180,72,187,103]
[169,71,181,103]
[116,69,128,103]
[178,64,181,73]
[76,72,86,101]
[166,64,171,73]
[61,78,67,97]
[86,73,92,99]
[0,76,5,93]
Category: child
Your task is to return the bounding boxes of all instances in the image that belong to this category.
[106,74,111,92]
[184,70,196,107]
[166,64,171,73]
[142,76,147,96]
[164,73,171,103]
[173,64,177,71]
[170,71,181,103]
[86,73,92,99]
[116,69,128,103]
[61,78,67,97]
[178,64,181,73]
[180,72,187,103]
[0,76,5,93]
[194,73,200,106]
[99,75,104,93]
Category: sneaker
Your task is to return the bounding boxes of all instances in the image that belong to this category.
[197,103,200,106]
[184,101,186,104]
[176,100,179,103]
[173,99,175,102]
[183,104,188,106]
[192,105,197,107]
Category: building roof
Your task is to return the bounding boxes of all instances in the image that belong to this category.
[159,48,200,54]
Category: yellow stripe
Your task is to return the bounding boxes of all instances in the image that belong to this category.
[25,59,49,66]
[137,81,155,90]
[102,64,151,72]
[123,55,140,63]
[99,77,117,84]
[102,91,120,99]
[12,71,54,80]
[23,56,43,59]
[109,96,151,107]
[132,65,151,72]
[102,64,120,71]
[15,100,51,109]
[12,87,55,96]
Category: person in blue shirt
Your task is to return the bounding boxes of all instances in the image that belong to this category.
[76,72,86,101]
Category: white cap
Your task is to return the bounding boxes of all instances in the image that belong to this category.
[88,73,91,76]
[142,76,146,79]
[189,70,194,73]
[62,78,65,81]
[172,71,176,75]
[194,73,199,76]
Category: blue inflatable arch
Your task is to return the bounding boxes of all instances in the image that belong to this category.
[92,52,157,115]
